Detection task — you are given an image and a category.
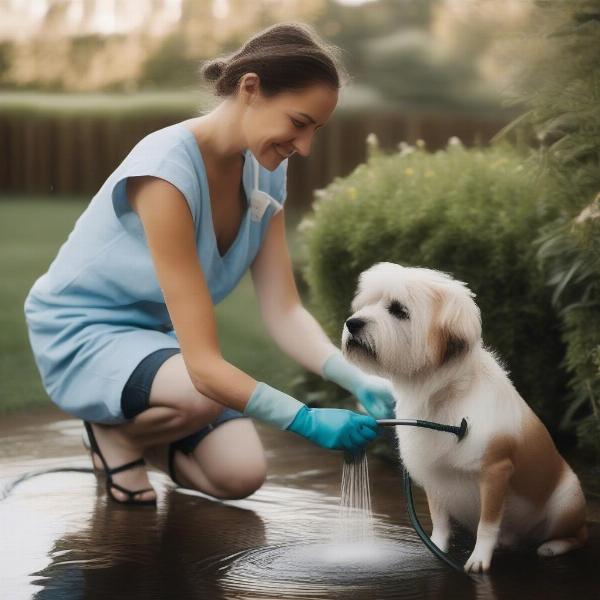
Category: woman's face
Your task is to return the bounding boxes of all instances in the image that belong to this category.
[240,75,339,170]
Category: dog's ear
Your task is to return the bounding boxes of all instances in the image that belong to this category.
[429,284,481,366]
[438,329,467,363]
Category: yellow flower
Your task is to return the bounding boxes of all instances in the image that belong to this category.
[347,187,358,200]
[404,168,414,177]
[425,170,435,178]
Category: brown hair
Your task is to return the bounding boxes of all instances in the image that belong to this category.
[199,22,348,98]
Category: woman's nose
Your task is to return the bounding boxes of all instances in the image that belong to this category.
[293,132,314,157]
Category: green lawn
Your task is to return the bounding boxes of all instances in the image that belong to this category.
[0,196,306,414]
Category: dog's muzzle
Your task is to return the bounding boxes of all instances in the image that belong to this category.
[346,335,377,360]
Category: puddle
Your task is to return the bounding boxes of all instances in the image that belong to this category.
[0,406,599,599]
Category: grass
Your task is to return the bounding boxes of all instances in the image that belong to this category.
[0,196,307,414]
[0,90,213,117]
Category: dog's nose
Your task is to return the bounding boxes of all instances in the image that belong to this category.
[345,317,365,335]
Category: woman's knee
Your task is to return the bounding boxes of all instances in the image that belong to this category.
[212,456,267,499]
[194,420,268,499]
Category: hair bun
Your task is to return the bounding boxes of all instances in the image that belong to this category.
[202,59,227,83]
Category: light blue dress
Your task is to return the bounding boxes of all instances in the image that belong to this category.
[24,122,288,424]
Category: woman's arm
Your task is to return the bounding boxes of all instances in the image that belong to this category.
[249,209,339,376]
[125,176,380,451]
[250,209,396,420]
[127,175,256,412]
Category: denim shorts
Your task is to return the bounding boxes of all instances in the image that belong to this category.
[120,347,247,455]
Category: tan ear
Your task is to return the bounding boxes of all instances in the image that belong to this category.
[428,286,481,367]
[437,328,467,364]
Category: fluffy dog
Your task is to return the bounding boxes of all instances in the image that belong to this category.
[341,262,587,573]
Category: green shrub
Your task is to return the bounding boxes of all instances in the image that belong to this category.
[296,138,567,430]
[499,0,600,459]
[538,196,600,458]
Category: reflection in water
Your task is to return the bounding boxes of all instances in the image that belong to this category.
[29,483,267,599]
[18,469,470,600]
[0,410,599,599]
[26,481,440,600]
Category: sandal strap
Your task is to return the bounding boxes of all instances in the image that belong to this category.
[109,481,154,497]
[108,457,146,476]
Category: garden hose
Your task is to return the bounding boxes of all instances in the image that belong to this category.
[0,467,95,502]
[377,417,471,576]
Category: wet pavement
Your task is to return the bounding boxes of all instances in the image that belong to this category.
[1,407,599,600]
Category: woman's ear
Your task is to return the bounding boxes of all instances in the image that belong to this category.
[239,73,261,103]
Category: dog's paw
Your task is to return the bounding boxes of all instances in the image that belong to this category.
[536,538,580,557]
[537,544,555,557]
[464,550,491,574]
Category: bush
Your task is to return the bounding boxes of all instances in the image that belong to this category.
[500,0,600,459]
[296,138,567,431]
[538,196,600,458]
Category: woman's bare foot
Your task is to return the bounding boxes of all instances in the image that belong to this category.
[86,423,157,503]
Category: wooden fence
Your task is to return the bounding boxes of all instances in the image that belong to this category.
[0,111,511,208]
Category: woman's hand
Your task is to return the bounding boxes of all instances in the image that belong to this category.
[322,351,396,420]
[243,382,381,454]
[287,405,379,454]
[353,376,396,420]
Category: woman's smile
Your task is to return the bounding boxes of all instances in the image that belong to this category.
[273,144,293,159]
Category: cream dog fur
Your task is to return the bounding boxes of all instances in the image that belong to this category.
[341,262,587,573]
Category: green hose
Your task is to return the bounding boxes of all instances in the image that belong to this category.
[403,467,473,577]
[378,417,472,577]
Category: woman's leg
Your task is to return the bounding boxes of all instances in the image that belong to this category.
[88,352,233,502]
[139,353,268,498]
[169,418,267,499]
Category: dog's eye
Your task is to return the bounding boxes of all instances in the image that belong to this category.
[388,300,409,320]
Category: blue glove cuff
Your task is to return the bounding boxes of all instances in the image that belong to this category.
[321,350,364,393]
[244,382,305,430]
[287,404,311,434]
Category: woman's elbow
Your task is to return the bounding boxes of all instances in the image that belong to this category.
[187,355,226,397]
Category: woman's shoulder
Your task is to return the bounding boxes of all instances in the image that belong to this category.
[127,122,194,169]
[109,122,203,233]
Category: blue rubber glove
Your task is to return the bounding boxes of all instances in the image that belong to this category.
[322,351,396,420]
[287,405,379,454]
[244,382,305,429]
[244,382,379,454]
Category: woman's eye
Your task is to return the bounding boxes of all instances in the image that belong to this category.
[291,119,305,128]
[388,300,409,320]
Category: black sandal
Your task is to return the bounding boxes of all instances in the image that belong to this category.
[83,421,157,507]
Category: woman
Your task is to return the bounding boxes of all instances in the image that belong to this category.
[24,22,395,507]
